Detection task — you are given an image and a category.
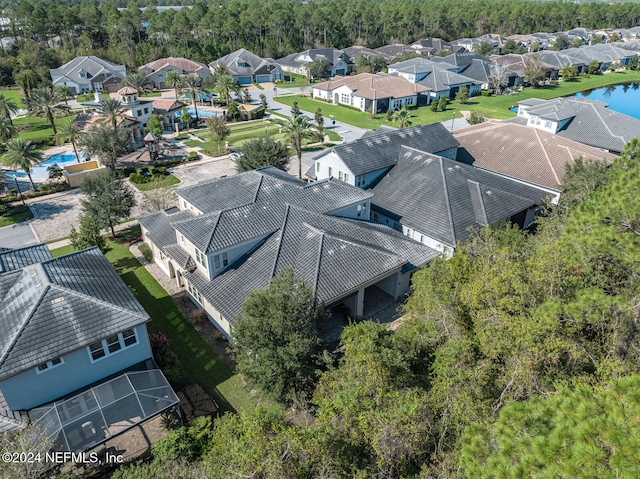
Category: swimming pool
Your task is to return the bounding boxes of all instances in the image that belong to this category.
[5,151,85,181]
[179,108,221,118]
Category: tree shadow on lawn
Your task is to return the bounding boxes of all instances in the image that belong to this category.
[115,262,236,413]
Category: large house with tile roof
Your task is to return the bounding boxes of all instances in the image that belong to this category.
[210,48,283,85]
[511,97,640,154]
[138,57,211,90]
[0,245,177,451]
[311,73,430,113]
[453,121,617,189]
[277,48,353,78]
[138,167,439,337]
[309,123,460,187]
[50,56,126,94]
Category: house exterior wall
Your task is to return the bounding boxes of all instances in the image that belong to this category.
[312,87,332,101]
[313,152,355,185]
[0,326,152,411]
[329,200,371,220]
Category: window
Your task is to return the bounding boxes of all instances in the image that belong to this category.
[544,120,551,128]
[344,173,350,183]
[137,109,143,117]
[196,249,207,268]
[236,61,250,68]
[36,357,64,374]
[340,93,350,104]
[187,282,203,304]
[373,212,379,221]
[158,73,163,78]
[144,107,149,114]
[406,228,413,237]
[420,235,425,243]
[339,171,344,181]
[316,162,320,172]
[213,252,228,270]
[328,167,333,176]
[87,329,138,362]
[356,175,366,187]
[179,234,185,246]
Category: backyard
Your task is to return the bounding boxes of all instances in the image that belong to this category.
[50,229,265,414]
[274,70,640,128]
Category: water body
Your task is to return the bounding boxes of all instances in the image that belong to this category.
[571,82,640,119]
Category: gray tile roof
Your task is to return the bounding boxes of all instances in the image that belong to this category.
[138,208,193,249]
[370,146,550,247]
[430,52,486,68]
[50,56,125,88]
[0,248,149,381]
[276,48,351,69]
[0,245,52,273]
[324,123,459,177]
[209,48,280,77]
[454,121,616,189]
[172,168,373,253]
[513,97,640,153]
[183,205,439,323]
[416,68,482,93]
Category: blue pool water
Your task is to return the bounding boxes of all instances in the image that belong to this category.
[5,151,84,181]
[179,108,220,118]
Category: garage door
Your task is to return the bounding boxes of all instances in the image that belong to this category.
[334,69,346,76]
[256,75,271,83]
[237,76,253,85]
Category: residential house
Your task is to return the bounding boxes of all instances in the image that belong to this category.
[410,38,463,56]
[138,57,211,90]
[373,44,419,61]
[506,34,548,52]
[388,57,482,100]
[450,38,485,52]
[209,48,283,85]
[529,50,588,74]
[116,87,154,143]
[368,147,550,254]
[511,97,640,154]
[276,48,352,78]
[343,45,394,63]
[489,54,558,80]
[431,52,522,89]
[453,121,616,189]
[311,73,430,113]
[561,44,634,70]
[309,123,459,187]
[0,245,178,450]
[50,56,126,94]
[138,167,439,336]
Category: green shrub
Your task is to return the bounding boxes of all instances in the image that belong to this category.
[129,173,145,184]
[188,151,198,158]
[468,111,486,125]
[481,90,492,97]
[139,242,154,263]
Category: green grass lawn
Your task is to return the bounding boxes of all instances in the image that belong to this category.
[0,205,33,227]
[140,92,162,98]
[275,71,640,128]
[50,231,262,413]
[277,72,309,89]
[15,115,77,142]
[192,121,283,149]
[0,88,25,107]
[133,174,181,191]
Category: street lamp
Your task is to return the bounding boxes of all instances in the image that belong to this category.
[451,108,456,132]
[265,124,269,136]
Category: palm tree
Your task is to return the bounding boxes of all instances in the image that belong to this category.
[282,114,314,179]
[0,138,42,191]
[123,72,153,95]
[165,70,182,100]
[0,116,17,141]
[214,74,239,106]
[56,119,83,162]
[98,98,123,130]
[26,86,69,135]
[180,75,205,120]
[0,92,20,125]
[54,84,70,106]
[391,107,412,129]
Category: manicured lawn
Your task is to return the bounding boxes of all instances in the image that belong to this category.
[0,205,33,227]
[0,88,25,107]
[50,231,262,413]
[15,115,77,142]
[276,71,640,128]
[133,174,181,191]
[140,92,162,98]
[324,128,341,141]
[192,120,283,149]
[277,72,309,89]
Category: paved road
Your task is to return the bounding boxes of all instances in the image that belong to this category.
[0,222,38,248]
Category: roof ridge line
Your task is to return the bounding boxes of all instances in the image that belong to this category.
[468,180,489,226]
[0,283,50,370]
[533,128,561,185]
[439,154,457,245]
[204,212,223,254]
[303,222,404,258]
[312,232,324,291]
[269,204,292,279]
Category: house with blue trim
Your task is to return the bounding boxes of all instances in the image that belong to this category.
[0,245,178,452]
[209,48,283,85]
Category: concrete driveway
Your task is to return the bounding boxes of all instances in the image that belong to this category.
[0,222,38,248]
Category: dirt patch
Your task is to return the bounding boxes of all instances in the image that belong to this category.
[173,377,219,419]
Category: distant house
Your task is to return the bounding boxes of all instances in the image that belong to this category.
[373,43,420,60]
[410,38,462,56]
[311,73,430,113]
[368,147,550,254]
[138,168,439,335]
[511,97,640,154]
[50,56,126,94]
[490,54,558,80]
[0,245,178,449]
[454,121,616,189]
[430,52,522,89]
[209,48,283,85]
[138,57,211,90]
[388,57,482,100]
[309,124,459,188]
[343,45,394,63]
[529,50,588,74]
[277,48,353,78]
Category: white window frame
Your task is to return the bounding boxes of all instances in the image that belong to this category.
[328,167,333,177]
[316,162,320,172]
[187,281,204,304]
[196,249,207,268]
[35,357,64,374]
[87,329,139,363]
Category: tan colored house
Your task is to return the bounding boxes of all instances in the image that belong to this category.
[138,57,211,90]
[312,73,430,113]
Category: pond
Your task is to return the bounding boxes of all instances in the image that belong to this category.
[571,81,640,119]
